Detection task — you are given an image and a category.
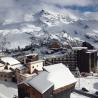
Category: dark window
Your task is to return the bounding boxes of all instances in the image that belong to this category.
[4,75,6,77]
[5,79,7,81]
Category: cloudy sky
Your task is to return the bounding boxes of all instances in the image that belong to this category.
[0,0,98,24]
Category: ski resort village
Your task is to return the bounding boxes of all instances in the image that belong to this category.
[1,0,98,98]
[0,41,98,98]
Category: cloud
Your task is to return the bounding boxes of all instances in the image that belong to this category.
[84,12,98,20]
[0,0,14,8]
[40,0,98,6]
[0,0,98,25]
[0,0,40,24]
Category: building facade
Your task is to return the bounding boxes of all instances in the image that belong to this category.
[0,57,25,82]
[44,47,97,73]
[18,63,77,98]
[16,53,44,83]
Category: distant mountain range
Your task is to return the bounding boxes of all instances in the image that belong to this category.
[0,10,98,50]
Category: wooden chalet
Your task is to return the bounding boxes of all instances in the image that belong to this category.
[18,63,77,98]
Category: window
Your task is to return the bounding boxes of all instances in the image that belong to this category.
[1,74,2,77]
[32,66,34,68]
[4,75,6,77]
[21,78,23,81]
[5,79,7,81]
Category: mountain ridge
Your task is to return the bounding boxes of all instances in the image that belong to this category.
[0,10,98,50]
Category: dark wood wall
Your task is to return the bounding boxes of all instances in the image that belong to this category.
[18,83,75,98]
[77,50,97,73]
[53,85,75,98]
[18,83,30,98]
[43,86,54,98]
[18,83,54,98]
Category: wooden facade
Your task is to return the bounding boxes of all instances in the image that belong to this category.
[18,83,54,98]
[24,54,39,64]
[53,84,75,98]
[18,83,75,98]
[18,64,76,98]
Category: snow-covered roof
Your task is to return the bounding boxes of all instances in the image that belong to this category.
[43,53,65,59]
[11,64,25,70]
[43,63,77,90]
[72,47,87,50]
[0,63,4,67]
[25,53,38,57]
[1,57,20,65]
[27,63,76,94]
[29,60,44,64]
[86,51,92,53]
[87,50,97,53]
[28,71,53,94]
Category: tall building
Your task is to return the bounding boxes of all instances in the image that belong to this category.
[73,47,97,73]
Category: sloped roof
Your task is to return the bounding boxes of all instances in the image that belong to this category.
[28,71,53,94]
[72,47,87,50]
[28,60,44,64]
[43,63,77,90]
[10,64,25,70]
[25,53,38,57]
[27,63,76,94]
[1,57,20,65]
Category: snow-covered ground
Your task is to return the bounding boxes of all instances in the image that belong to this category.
[0,75,98,98]
[70,92,89,98]
[76,76,98,93]
[0,80,18,98]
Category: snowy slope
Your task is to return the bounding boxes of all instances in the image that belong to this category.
[0,10,98,49]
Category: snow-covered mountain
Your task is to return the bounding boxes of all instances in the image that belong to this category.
[0,9,98,50]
